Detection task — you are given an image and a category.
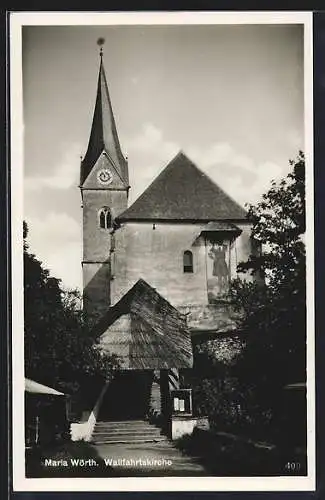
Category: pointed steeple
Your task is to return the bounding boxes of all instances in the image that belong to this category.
[80,48,128,187]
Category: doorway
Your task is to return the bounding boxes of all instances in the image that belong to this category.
[98,370,154,421]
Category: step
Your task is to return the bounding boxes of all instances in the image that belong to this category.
[91,436,168,444]
[92,431,164,438]
[94,426,157,431]
[93,430,162,438]
[96,422,156,429]
[92,434,164,441]
[95,420,149,425]
[93,425,160,431]
[93,426,161,433]
[94,423,160,428]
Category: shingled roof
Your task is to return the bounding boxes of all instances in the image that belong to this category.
[93,279,193,370]
[200,221,242,236]
[118,152,246,222]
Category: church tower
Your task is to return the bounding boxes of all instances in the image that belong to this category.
[80,46,129,321]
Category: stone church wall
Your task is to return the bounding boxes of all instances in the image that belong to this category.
[111,221,253,308]
[82,189,128,319]
[83,190,128,262]
[83,262,111,321]
[111,222,207,306]
[179,303,242,333]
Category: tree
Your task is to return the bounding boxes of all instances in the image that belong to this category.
[24,222,119,401]
[226,152,306,437]
[189,153,306,441]
[235,150,305,289]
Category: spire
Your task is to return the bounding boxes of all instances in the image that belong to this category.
[80,42,128,187]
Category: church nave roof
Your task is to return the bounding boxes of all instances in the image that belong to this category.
[118,152,247,222]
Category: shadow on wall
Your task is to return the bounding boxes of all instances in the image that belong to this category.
[83,258,111,324]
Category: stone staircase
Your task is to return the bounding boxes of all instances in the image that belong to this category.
[91,420,167,445]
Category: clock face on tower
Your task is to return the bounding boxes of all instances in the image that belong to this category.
[97,168,113,185]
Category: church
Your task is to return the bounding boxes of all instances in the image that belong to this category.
[78,48,257,440]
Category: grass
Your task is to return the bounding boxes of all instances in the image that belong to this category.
[175,428,307,476]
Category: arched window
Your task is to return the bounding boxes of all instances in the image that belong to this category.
[99,210,106,228]
[183,250,193,273]
[99,207,112,229]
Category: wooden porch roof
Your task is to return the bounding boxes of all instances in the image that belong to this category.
[93,279,193,370]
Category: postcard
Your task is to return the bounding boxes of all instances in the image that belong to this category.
[10,10,315,492]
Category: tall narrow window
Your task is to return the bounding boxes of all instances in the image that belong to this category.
[99,210,106,228]
[183,250,193,273]
[106,209,112,228]
[99,207,112,229]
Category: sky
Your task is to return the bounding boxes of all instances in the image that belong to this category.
[22,22,304,291]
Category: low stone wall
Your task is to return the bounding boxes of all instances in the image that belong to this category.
[70,381,109,441]
[171,416,209,440]
[179,303,242,332]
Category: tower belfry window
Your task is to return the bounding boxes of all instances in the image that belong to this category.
[99,207,112,229]
[183,250,193,273]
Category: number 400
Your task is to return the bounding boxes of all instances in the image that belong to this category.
[285,462,301,472]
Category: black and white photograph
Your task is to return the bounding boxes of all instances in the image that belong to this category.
[10,11,314,491]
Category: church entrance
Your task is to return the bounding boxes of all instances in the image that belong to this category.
[98,370,154,421]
